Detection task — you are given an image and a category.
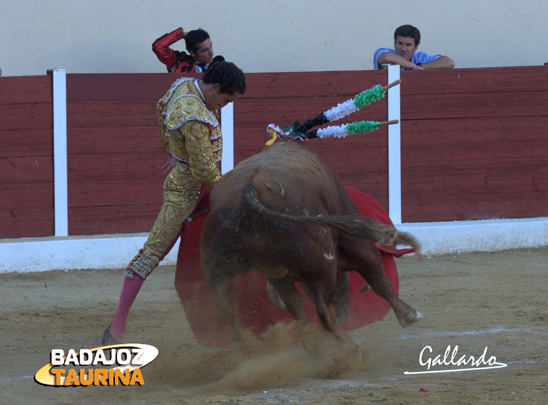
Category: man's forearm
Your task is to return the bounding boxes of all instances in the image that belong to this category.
[377,52,416,69]
[422,56,455,69]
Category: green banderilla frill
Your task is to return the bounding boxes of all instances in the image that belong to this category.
[347,120,380,135]
[354,85,386,110]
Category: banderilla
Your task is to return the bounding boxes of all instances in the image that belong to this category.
[186,207,211,222]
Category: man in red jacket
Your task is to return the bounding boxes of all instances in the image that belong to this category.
[152,27,215,73]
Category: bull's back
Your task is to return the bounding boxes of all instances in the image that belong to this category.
[201,140,362,274]
[203,142,331,273]
[211,141,344,215]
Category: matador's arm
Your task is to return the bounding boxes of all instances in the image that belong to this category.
[184,120,222,189]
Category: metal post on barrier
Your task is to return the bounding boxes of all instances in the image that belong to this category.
[51,68,69,237]
[387,65,402,225]
[221,102,235,174]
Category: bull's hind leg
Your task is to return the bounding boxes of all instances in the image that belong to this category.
[342,239,422,327]
[369,266,423,327]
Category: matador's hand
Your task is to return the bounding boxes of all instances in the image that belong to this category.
[162,155,178,174]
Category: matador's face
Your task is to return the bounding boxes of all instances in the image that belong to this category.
[205,86,242,110]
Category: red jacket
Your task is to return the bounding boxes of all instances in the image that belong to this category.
[152,27,199,73]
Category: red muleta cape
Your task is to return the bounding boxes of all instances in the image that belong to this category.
[174,186,413,347]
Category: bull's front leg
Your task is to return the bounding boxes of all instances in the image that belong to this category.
[267,278,323,353]
[267,278,306,322]
[312,288,357,349]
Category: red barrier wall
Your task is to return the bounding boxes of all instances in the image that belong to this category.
[400,66,548,221]
[0,75,54,238]
[64,70,390,236]
[65,73,197,235]
[1,66,547,238]
[233,70,390,202]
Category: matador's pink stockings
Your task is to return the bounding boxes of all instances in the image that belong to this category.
[109,275,145,340]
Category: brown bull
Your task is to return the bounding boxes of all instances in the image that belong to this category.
[200,140,422,348]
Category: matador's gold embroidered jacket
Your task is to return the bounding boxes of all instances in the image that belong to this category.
[156,77,222,189]
[124,78,223,279]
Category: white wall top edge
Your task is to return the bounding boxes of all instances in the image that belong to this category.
[399,216,548,229]
[2,217,548,273]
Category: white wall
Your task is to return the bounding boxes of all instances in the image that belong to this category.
[4,216,548,272]
[1,0,546,77]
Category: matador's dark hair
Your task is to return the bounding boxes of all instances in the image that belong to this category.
[203,61,246,95]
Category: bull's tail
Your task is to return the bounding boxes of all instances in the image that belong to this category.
[244,185,421,255]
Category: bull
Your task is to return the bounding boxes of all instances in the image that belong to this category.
[200,140,422,349]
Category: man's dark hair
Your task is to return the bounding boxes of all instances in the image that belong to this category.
[394,24,421,46]
[203,61,246,95]
[184,28,210,54]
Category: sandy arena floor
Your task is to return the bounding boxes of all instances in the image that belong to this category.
[1,247,547,404]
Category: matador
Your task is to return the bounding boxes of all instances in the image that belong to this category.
[127,77,222,279]
[102,62,246,344]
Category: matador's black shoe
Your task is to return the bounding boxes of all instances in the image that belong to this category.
[101,324,121,346]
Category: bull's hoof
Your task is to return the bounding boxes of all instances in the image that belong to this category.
[336,342,362,363]
[325,344,363,376]
[398,310,423,327]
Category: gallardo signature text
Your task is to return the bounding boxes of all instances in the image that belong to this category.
[404,345,508,375]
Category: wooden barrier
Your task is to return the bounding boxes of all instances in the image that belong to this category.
[65,73,189,235]
[1,66,547,239]
[233,70,390,205]
[399,66,548,221]
[0,75,54,238]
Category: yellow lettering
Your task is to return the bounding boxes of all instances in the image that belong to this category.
[114,369,130,386]
[94,369,109,386]
[64,369,79,386]
[50,368,65,385]
[79,369,93,386]
[129,368,145,386]
[45,367,146,387]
